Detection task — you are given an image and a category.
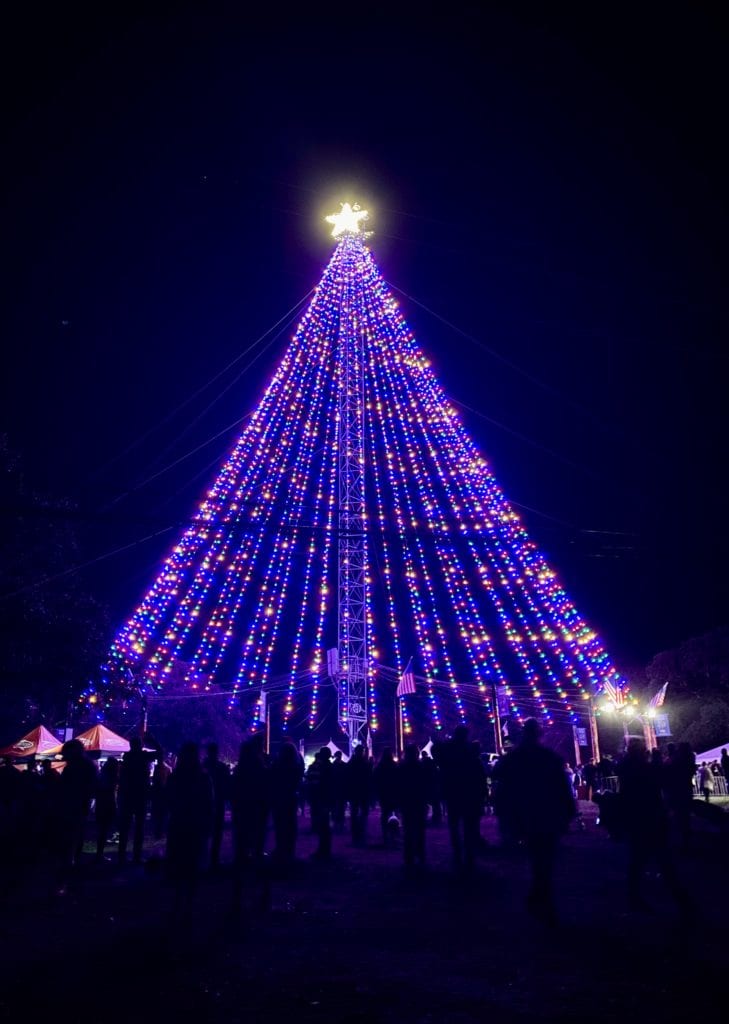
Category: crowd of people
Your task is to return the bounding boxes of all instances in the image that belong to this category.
[0,723,724,926]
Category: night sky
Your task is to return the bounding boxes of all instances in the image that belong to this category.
[2,6,727,672]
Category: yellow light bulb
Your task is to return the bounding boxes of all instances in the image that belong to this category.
[325,202,370,238]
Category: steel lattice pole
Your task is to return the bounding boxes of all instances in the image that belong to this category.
[336,236,369,754]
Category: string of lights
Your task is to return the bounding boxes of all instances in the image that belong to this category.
[105,207,627,740]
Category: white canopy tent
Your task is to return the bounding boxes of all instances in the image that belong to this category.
[695,743,729,764]
[325,740,349,762]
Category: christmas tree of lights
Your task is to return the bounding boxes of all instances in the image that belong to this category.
[106,202,626,747]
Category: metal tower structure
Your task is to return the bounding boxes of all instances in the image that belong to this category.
[106,198,629,750]
[330,207,370,754]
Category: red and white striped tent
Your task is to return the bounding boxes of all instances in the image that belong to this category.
[44,724,131,758]
[0,725,61,759]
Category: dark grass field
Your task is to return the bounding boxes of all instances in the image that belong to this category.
[1,802,727,1023]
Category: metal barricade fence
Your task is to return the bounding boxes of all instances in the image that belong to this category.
[693,774,728,797]
[594,774,728,798]
[596,775,619,793]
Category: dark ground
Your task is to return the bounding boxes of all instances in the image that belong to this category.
[1,801,727,1023]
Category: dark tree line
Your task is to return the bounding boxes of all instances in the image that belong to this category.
[643,626,729,751]
[0,436,109,736]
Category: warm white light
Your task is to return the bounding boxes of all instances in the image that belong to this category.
[325,202,369,238]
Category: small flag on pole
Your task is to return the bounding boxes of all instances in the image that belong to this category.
[601,680,626,707]
[397,661,416,697]
[649,682,668,710]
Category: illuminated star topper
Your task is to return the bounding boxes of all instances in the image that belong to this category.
[325,202,371,238]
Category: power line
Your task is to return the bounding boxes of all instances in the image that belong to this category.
[387,282,637,450]
[103,408,254,508]
[92,288,314,481]
[135,300,308,483]
[0,525,174,602]
[452,396,601,483]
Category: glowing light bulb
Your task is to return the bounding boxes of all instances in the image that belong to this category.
[325,202,369,238]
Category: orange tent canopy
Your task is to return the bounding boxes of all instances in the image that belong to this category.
[76,724,130,754]
[0,725,61,759]
[44,724,131,757]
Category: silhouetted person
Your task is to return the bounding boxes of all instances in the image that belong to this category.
[202,742,230,869]
[270,741,304,866]
[573,761,585,798]
[306,747,334,861]
[330,750,347,832]
[166,741,213,921]
[663,742,696,851]
[398,744,428,873]
[0,760,24,891]
[420,751,442,825]
[494,719,575,925]
[373,747,399,846]
[36,759,62,867]
[118,737,151,864]
[95,757,119,862]
[617,737,691,918]
[230,734,271,914]
[150,755,171,839]
[56,739,98,891]
[347,744,372,847]
[482,754,498,814]
[433,725,485,873]
[582,759,597,801]
[1,760,46,888]
[231,735,270,866]
[9,763,41,866]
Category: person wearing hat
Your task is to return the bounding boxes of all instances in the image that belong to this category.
[306,747,334,861]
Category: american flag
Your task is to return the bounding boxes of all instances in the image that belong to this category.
[397,663,416,697]
[649,682,668,710]
[601,680,626,707]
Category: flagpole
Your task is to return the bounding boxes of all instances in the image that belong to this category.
[642,715,653,751]
[490,679,504,755]
[397,697,403,759]
[396,657,413,758]
[394,694,398,758]
[588,696,601,764]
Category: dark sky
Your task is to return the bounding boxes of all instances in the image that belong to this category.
[2,5,727,669]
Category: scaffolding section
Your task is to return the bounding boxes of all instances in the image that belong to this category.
[336,237,369,754]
